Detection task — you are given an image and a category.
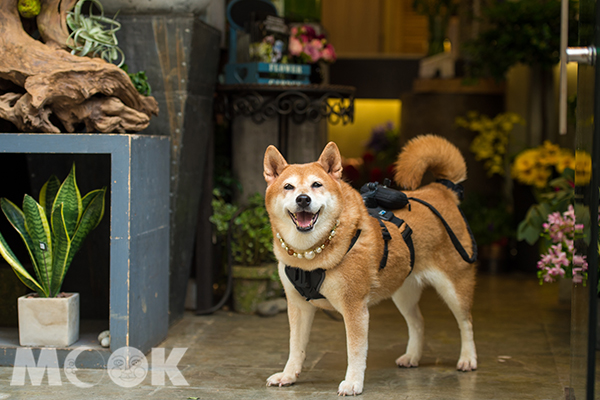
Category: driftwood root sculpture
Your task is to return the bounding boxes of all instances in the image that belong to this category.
[0,0,159,133]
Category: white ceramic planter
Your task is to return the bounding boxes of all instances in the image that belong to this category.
[18,293,80,347]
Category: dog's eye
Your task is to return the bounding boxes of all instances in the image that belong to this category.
[312,182,323,188]
[284,183,294,190]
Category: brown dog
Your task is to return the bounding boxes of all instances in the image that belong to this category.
[263,135,477,396]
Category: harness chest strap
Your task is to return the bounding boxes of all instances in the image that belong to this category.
[285,218,415,301]
[284,228,361,302]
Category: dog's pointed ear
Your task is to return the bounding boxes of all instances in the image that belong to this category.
[264,145,288,186]
[318,142,343,181]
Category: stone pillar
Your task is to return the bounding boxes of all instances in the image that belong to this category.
[231,116,328,202]
[113,13,221,324]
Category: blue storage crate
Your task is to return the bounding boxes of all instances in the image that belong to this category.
[225,0,312,86]
[225,62,310,85]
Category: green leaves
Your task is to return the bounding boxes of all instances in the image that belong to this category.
[0,164,106,297]
[52,165,82,239]
[463,0,578,80]
[516,168,578,245]
[121,65,152,96]
[1,198,47,294]
[23,195,53,293]
[517,202,552,245]
[67,188,106,269]
[39,175,60,218]
[50,204,71,297]
[66,0,125,67]
[209,191,275,266]
[0,231,46,296]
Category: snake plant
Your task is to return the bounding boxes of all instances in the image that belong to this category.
[0,164,106,298]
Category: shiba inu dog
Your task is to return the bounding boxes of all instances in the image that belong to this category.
[263,135,477,396]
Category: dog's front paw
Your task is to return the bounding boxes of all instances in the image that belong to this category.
[456,356,477,372]
[338,380,363,396]
[395,353,420,368]
[266,371,297,387]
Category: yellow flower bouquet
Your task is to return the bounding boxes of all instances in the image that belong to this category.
[455,111,525,177]
[511,142,592,245]
[511,141,575,189]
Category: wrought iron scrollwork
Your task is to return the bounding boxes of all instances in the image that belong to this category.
[223,87,354,125]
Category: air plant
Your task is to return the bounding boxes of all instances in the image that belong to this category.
[66,0,125,67]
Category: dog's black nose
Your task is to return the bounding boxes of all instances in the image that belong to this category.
[296,194,311,208]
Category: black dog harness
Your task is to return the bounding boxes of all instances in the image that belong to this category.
[285,180,477,301]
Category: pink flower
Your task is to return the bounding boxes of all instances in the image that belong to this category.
[322,43,337,62]
[573,254,587,267]
[289,37,303,56]
[547,212,562,225]
[310,38,323,50]
[290,26,298,36]
[564,205,576,221]
[552,252,569,267]
[302,25,316,38]
[303,42,321,63]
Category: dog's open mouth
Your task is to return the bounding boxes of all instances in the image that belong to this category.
[288,210,319,232]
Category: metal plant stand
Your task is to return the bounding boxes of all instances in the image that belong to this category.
[217,84,355,201]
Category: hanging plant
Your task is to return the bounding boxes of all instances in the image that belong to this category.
[66,0,125,67]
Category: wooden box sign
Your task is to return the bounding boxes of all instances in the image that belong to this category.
[225,62,310,85]
[224,0,311,85]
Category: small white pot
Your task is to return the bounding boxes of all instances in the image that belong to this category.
[18,293,80,347]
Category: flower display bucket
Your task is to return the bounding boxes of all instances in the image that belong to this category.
[18,293,79,347]
[232,263,277,314]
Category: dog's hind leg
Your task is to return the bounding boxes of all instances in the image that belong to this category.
[266,297,316,387]
[392,275,425,368]
[426,269,477,371]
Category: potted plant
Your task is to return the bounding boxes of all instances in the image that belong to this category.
[0,164,106,346]
[210,190,278,314]
[461,193,514,273]
[412,0,456,56]
[462,0,577,139]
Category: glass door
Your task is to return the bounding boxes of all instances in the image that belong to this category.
[566,0,600,397]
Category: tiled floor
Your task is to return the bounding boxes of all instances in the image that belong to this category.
[0,273,577,399]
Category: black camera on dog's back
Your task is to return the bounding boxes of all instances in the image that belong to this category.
[360,180,409,210]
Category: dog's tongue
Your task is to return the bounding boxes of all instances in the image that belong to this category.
[297,212,313,228]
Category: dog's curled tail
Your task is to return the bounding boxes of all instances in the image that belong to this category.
[393,134,467,190]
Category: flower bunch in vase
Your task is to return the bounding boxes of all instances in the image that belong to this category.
[288,25,337,65]
[511,141,575,189]
[537,205,587,284]
[455,111,525,177]
[250,35,286,64]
